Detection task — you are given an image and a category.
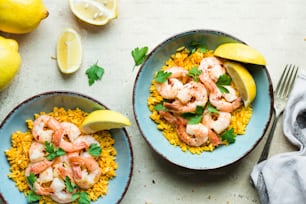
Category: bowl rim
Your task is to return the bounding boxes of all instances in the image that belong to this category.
[132,29,274,170]
[0,90,134,204]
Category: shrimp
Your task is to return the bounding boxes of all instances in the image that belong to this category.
[155,78,183,99]
[209,91,242,112]
[159,110,208,147]
[61,122,81,142]
[199,56,225,82]
[155,66,188,99]
[53,155,75,182]
[32,115,62,145]
[69,152,102,189]
[58,122,88,152]
[25,161,54,195]
[222,85,239,102]
[164,81,208,113]
[29,142,46,162]
[50,177,73,204]
[203,111,231,134]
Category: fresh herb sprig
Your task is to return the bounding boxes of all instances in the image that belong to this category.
[131,46,149,68]
[221,128,236,144]
[45,141,66,161]
[216,74,232,93]
[85,62,105,86]
[187,66,202,82]
[180,106,205,124]
[155,70,171,83]
[72,191,90,204]
[89,143,102,157]
[27,191,40,203]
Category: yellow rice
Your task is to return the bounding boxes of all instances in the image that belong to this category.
[147,48,252,154]
[5,107,117,203]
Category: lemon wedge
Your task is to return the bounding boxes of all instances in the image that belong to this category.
[68,0,118,26]
[224,61,256,107]
[214,43,266,65]
[56,28,82,74]
[80,110,131,133]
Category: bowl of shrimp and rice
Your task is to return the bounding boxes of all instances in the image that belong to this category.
[0,91,133,204]
[133,29,273,170]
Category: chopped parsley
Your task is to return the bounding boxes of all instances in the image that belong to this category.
[155,70,171,83]
[216,74,232,93]
[189,41,208,54]
[85,62,105,86]
[221,128,236,144]
[45,141,66,161]
[27,191,40,203]
[26,173,37,188]
[181,106,205,124]
[65,176,77,193]
[187,66,202,82]
[72,191,90,204]
[131,46,149,67]
[154,103,168,111]
[88,143,102,157]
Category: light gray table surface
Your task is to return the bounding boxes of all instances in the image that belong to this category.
[1,1,306,203]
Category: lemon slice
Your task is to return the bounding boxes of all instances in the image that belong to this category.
[56,28,82,74]
[224,61,256,107]
[214,43,266,65]
[80,110,131,133]
[69,0,118,26]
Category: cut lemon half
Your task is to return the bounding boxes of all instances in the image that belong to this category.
[224,61,256,107]
[56,28,82,74]
[80,110,131,133]
[69,0,118,26]
[214,43,266,65]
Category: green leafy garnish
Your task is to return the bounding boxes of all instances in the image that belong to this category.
[131,46,149,67]
[216,74,232,93]
[89,144,102,157]
[73,192,91,204]
[155,70,172,83]
[45,141,66,161]
[27,191,41,203]
[85,62,105,86]
[221,128,236,144]
[154,103,168,111]
[187,66,202,82]
[26,173,37,188]
[181,106,205,124]
[207,102,218,113]
[189,41,208,54]
[65,176,77,193]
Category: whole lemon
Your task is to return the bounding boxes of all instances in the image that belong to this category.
[0,36,21,91]
[0,0,49,34]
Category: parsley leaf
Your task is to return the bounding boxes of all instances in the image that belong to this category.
[65,176,77,193]
[181,106,205,124]
[187,66,202,82]
[78,192,90,204]
[221,128,236,144]
[45,141,66,161]
[89,144,101,157]
[85,62,105,86]
[131,46,149,66]
[26,173,37,188]
[216,74,232,93]
[207,102,218,113]
[154,103,168,111]
[27,191,40,203]
[155,70,172,83]
[189,41,208,54]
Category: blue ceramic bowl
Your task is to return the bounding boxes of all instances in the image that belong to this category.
[0,91,133,203]
[133,30,273,170]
